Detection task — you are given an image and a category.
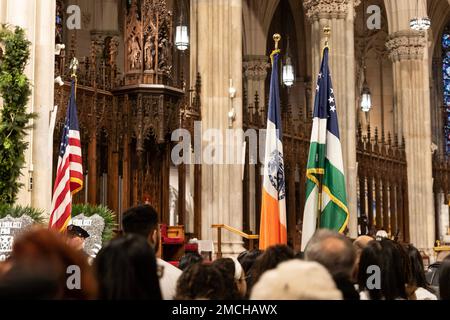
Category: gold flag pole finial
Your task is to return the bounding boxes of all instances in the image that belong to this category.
[323,26,331,49]
[69,57,79,96]
[273,34,281,51]
[270,34,282,63]
[69,57,79,78]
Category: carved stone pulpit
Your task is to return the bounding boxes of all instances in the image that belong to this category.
[117,0,183,221]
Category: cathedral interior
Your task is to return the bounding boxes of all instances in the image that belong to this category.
[1,0,450,254]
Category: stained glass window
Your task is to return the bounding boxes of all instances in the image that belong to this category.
[56,0,64,44]
[442,29,450,153]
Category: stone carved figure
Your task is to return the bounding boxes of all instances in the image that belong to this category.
[144,39,152,70]
[125,0,174,81]
[158,36,171,73]
[144,20,157,71]
[128,36,141,70]
[109,37,119,67]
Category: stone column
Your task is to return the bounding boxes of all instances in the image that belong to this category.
[193,0,245,255]
[32,0,56,215]
[386,30,435,250]
[3,0,36,207]
[303,0,358,238]
[1,0,55,214]
[0,1,6,23]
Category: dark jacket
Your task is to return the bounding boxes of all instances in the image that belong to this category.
[333,275,360,300]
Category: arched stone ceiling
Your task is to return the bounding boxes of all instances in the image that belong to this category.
[428,0,450,56]
[243,0,280,55]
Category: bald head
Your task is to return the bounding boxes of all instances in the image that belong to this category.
[353,236,373,254]
[351,235,374,281]
[304,229,356,279]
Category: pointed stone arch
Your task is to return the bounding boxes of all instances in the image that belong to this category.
[355,0,392,133]
[243,0,280,56]
[428,0,450,57]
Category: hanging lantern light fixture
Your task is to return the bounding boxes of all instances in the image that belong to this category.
[175,3,189,51]
[410,17,431,31]
[410,0,431,31]
[282,37,295,87]
[360,78,372,113]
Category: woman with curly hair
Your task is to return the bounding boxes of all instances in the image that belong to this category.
[175,263,226,300]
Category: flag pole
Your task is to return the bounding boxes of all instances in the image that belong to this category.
[323,26,330,50]
[69,57,79,98]
[271,33,281,63]
[273,33,281,50]
[317,26,331,230]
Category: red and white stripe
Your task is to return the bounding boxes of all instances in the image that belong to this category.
[49,130,83,231]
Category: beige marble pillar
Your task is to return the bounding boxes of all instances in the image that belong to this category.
[303,0,358,238]
[3,0,37,208]
[32,0,56,216]
[1,0,55,215]
[193,0,245,255]
[0,1,6,24]
[386,30,435,250]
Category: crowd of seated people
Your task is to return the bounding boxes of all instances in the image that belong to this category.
[0,204,449,301]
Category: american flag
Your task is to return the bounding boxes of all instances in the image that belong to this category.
[49,81,83,232]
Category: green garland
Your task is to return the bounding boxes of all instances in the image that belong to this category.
[0,203,44,223]
[72,204,118,244]
[0,25,35,204]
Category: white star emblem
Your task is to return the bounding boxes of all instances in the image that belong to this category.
[318,73,322,79]
[330,106,336,112]
[330,88,334,94]
[328,96,335,104]
[316,85,320,91]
